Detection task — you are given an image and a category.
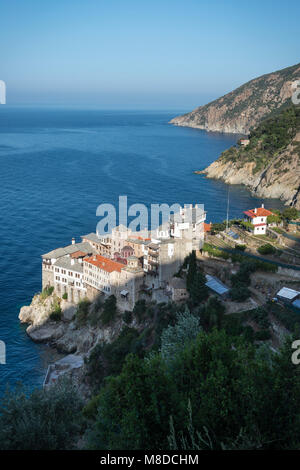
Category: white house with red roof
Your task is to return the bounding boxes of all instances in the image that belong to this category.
[243,204,273,235]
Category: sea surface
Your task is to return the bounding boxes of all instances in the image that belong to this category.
[0,107,284,396]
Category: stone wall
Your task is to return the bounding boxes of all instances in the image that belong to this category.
[42,266,54,290]
[278,267,300,280]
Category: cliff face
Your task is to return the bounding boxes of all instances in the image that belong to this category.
[199,106,300,208]
[170,63,300,134]
[19,292,123,354]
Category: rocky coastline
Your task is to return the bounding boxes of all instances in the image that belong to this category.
[170,63,300,134]
[18,292,125,393]
[196,132,300,210]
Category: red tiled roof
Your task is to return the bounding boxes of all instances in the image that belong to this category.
[131,236,151,241]
[84,255,124,273]
[243,207,273,219]
[204,222,212,232]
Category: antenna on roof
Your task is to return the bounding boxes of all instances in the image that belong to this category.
[226,187,230,233]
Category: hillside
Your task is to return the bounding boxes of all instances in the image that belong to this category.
[170,63,300,134]
[198,105,300,208]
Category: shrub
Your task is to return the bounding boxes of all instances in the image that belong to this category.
[249,307,270,329]
[87,329,300,450]
[211,222,226,233]
[202,243,230,260]
[0,380,84,450]
[76,298,91,325]
[50,310,62,321]
[62,293,68,300]
[82,394,101,420]
[200,296,225,330]
[40,286,54,300]
[133,299,147,323]
[50,298,62,321]
[282,207,299,221]
[229,286,251,302]
[254,330,271,341]
[235,244,246,251]
[267,214,282,224]
[189,270,209,304]
[88,309,101,327]
[85,326,140,389]
[101,295,117,326]
[123,310,132,324]
[160,308,201,364]
[257,243,276,255]
[231,262,255,288]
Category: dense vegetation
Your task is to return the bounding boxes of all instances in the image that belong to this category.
[0,380,83,450]
[221,105,300,173]
[86,326,300,450]
[257,243,277,255]
[2,292,300,450]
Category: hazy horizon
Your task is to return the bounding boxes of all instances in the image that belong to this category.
[1,0,300,109]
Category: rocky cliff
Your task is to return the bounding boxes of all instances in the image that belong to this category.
[170,63,300,134]
[19,292,123,354]
[198,106,300,208]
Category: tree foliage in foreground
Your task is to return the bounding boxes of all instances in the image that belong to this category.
[86,328,300,450]
[0,380,83,450]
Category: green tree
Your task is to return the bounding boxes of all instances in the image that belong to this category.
[160,307,201,364]
[189,270,209,304]
[87,353,177,450]
[186,251,197,291]
[201,296,225,330]
[283,207,299,221]
[257,243,276,255]
[86,328,300,450]
[229,285,251,302]
[0,380,83,450]
[101,295,117,325]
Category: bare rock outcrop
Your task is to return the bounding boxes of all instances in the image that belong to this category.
[19,292,123,355]
[170,63,300,134]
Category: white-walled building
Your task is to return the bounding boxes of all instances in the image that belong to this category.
[83,254,145,310]
[53,253,86,302]
[243,204,273,235]
[42,240,95,290]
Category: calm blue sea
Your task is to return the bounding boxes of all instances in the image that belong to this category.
[0,107,284,395]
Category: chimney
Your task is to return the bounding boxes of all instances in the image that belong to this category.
[72,237,75,245]
[254,208,257,214]
[93,255,97,261]
[71,258,75,265]
[261,203,264,209]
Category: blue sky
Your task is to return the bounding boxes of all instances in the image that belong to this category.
[1,0,299,109]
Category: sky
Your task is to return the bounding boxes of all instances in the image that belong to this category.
[1,0,300,109]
